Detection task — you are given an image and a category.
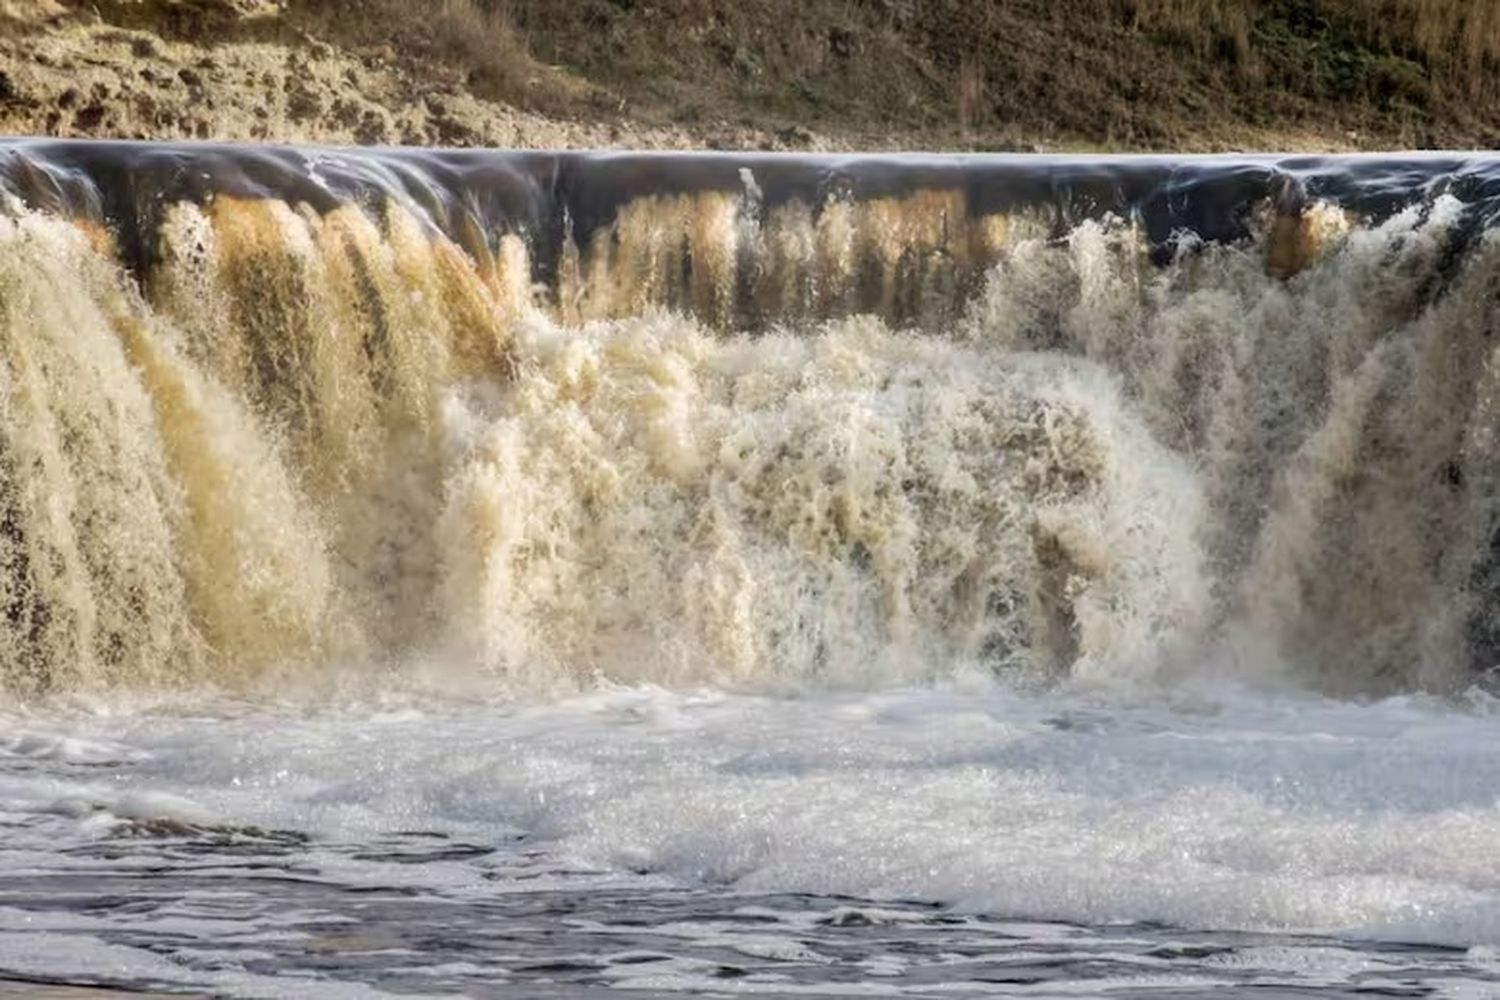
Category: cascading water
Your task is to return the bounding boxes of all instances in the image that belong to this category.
[0,141,1496,698]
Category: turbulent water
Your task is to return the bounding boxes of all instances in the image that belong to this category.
[4,142,1500,995]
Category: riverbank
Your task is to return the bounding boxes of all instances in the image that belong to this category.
[3,0,1498,153]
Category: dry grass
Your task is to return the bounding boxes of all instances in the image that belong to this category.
[290,0,577,110]
[51,0,1500,150]
[1337,0,1500,87]
[1130,0,1500,94]
[319,0,1500,145]
[414,0,529,99]
[502,0,1500,147]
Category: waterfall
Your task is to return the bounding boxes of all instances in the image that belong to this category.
[2,140,1498,698]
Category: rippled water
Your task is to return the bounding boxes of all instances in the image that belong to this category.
[4,862,1496,997]
[5,682,1500,997]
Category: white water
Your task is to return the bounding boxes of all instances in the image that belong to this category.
[5,163,1500,994]
[5,681,1500,996]
[2,187,1497,699]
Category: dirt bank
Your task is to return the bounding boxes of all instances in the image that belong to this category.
[2,0,1498,152]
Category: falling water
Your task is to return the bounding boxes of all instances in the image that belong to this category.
[3,141,1500,699]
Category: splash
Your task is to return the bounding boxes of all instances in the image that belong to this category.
[435,317,1205,690]
[1,144,1498,698]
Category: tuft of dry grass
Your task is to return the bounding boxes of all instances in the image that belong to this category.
[290,0,580,111]
[1129,0,1500,95]
[1334,0,1500,92]
[413,0,530,100]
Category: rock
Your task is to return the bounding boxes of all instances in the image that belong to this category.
[353,108,389,145]
[74,103,106,129]
[775,124,815,148]
[287,83,321,121]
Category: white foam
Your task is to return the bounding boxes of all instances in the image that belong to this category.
[0,931,403,998]
[6,682,1500,951]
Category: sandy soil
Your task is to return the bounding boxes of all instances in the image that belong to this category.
[0,0,848,151]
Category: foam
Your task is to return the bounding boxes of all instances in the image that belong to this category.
[7,684,1500,949]
[1,187,1497,698]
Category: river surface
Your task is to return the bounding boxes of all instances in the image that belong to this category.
[6,681,1500,998]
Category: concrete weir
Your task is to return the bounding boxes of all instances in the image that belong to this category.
[6,140,1500,329]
